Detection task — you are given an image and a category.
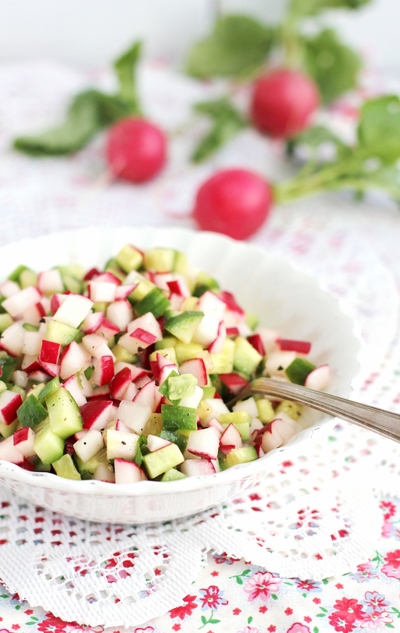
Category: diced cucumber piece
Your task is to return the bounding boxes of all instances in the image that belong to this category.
[161,404,197,432]
[210,338,235,374]
[167,374,197,401]
[0,314,13,333]
[245,312,259,331]
[135,288,170,318]
[144,248,175,273]
[164,311,204,344]
[19,269,38,288]
[143,443,184,479]
[17,394,48,428]
[46,320,79,345]
[52,453,81,480]
[155,336,178,350]
[38,376,60,402]
[92,301,108,313]
[7,264,28,283]
[256,398,276,423]
[173,250,188,274]
[0,419,18,438]
[34,424,65,465]
[285,358,316,385]
[224,446,258,468]
[46,388,83,439]
[174,342,204,365]
[116,244,143,273]
[160,430,188,452]
[161,467,187,481]
[233,336,262,377]
[129,278,155,303]
[111,344,137,363]
[276,400,302,420]
[219,410,251,440]
[149,347,177,365]
[193,271,220,297]
[202,385,216,399]
[142,413,163,437]
[182,296,199,311]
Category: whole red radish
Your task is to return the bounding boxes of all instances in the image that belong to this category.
[193,168,273,240]
[250,69,319,139]
[106,117,167,183]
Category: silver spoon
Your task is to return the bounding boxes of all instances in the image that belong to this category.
[231,377,400,443]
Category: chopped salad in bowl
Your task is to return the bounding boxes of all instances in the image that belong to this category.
[0,227,360,523]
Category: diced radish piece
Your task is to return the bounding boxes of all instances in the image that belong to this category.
[64,375,87,406]
[115,418,130,432]
[147,434,171,451]
[226,326,240,337]
[180,459,217,476]
[93,272,121,285]
[219,290,245,315]
[151,272,175,289]
[208,417,224,435]
[192,314,220,347]
[82,334,115,360]
[276,338,311,354]
[91,355,114,387]
[270,413,298,442]
[28,369,52,383]
[0,280,20,298]
[197,291,226,320]
[166,278,191,297]
[60,341,90,380]
[219,423,243,454]
[233,396,259,418]
[114,284,137,300]
[158,363,179,386]
[81,399,114,430]
[13,427,36,457]
[260,423,284,453]
[2,286,42,318]
[127,312,163,337]
[114,458,147,484]
[11,370,29,389]
[114,361,149,383]
[38,269,64,295]
[207,321,226,354]
[110,367,132,400]
[121,382,138,401]
[150,352,175,382]
[117,401,152,434]
[21,301,47,326]
[37,359,60,377]
[0,390,23,425]
[199,398,229,426]
[250,417,264,441]
[219,372,249,395]
[39,339,61,365]
[90,384,110,398]
[21,354,40,372]
[74,429,104,462]
[83,267,101,281]
[88,281,117,303]
[22,330,42,356]
[257,327,280,353]
[247,333,266,356]
[77,371,94,397]
[106,300,133,331]
[305,364,331,391]
[0,436,25,464]
[180,385,204,409]
[133,380,157,410]
[81,311,104,334]
[50,293,68,315]
[265,351,297,377]
[96,318,120,342]
[186,427,220,460]
[0,321,25,357]
[179,358,208,387]
[93,463,115,483]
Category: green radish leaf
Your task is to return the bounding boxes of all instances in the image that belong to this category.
[191,97,248,163]
[186,15,275,79]
[289,0,370,20]
[289,124,351,159]
[301,29,362,103]
[113,40,142,113]
[13,89,132,156]
[357,96,400,163]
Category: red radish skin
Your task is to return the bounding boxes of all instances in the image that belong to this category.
[106,117,167,184]
[250,69,320,139]
[193,169,273,240]
[276,338,311,354]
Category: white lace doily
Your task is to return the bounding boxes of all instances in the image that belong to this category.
[0,61,400,628]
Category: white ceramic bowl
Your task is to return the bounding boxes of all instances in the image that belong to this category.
[0,226,360,524]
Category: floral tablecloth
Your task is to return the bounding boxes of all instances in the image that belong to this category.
[1,59,400,633]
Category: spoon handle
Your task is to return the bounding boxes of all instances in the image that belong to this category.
[250,377,400,443]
